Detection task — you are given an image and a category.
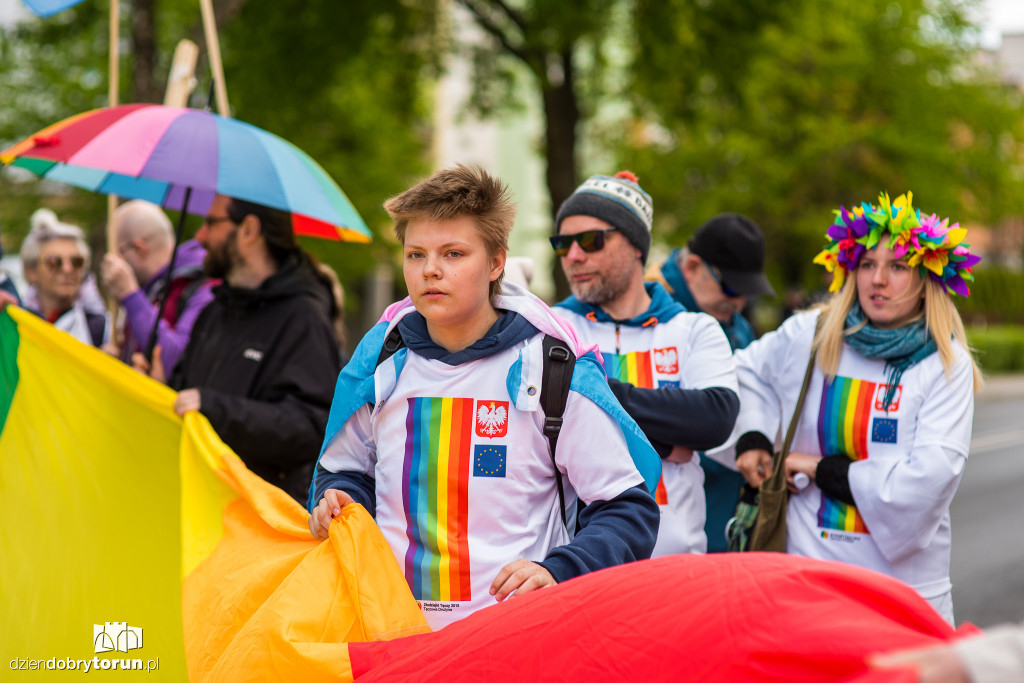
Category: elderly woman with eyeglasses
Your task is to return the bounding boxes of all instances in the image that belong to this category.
[19,209,109,347]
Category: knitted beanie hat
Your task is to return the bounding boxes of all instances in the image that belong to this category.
[555,170,654,264]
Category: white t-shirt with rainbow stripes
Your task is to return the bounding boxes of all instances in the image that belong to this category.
[318,333,644,629]
[731,310,974,600]
[558,307,737,555]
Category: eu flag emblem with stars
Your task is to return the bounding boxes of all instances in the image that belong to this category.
[871,418,898,443]
[473,445,507,477]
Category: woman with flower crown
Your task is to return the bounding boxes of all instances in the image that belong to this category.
[730,192,982,624]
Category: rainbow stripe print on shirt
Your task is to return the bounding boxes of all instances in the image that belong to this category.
[605,350,654,388]
[816,376,876,534]
[402,396,474,602]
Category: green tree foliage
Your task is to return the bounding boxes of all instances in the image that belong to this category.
[455,0,630,209]
[455,0,629,297]
[0,5,111,141]
[0,5,117,242]
[0,1,440,340]
[219,0,440,325]
[623,0,1024,291]
[958,267,1024,325]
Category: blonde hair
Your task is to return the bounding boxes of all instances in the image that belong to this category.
[812,261,982,392]
[384,164,515,298]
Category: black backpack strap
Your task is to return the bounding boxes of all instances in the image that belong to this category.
[376,326,406,368]
[541,335,576,528]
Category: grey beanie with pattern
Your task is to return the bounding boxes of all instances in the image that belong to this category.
[555,170,654,263]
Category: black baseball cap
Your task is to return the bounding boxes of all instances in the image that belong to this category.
[688,214,775,298]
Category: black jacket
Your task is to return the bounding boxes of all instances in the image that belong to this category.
[170,255,340,504]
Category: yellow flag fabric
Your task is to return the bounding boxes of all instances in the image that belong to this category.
[0,307,428,681]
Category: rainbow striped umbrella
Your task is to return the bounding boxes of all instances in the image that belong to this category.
[0,103,371,243]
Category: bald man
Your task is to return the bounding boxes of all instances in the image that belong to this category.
[100,200,215,376]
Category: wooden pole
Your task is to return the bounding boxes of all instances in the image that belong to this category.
[198,0,230,117]
[106,0,120,255]
[163,39,199,108]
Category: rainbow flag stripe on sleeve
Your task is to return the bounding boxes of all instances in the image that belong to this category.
[605,351,654,388]
[816,376,875,534]
[402,397,474,602]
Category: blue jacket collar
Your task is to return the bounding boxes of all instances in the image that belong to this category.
[397,310,538,365]
[556,282,685,327]
[660,249,699,312]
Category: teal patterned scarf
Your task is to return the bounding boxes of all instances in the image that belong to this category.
[843,303,937,412]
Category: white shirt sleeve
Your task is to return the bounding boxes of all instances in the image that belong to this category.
[318,403,377,476]
[737,312,819,444]
[704,312,817,469]
[955,622,1024,682]
[848,348,974,564]
[680,313,738,392]
[556,391,645,505]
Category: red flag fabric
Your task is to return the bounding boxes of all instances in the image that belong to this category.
[350,553,978,682]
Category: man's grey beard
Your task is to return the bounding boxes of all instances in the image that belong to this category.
[568,269,632,307]
[570,278,616,306]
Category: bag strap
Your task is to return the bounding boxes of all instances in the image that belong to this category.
[773,316,824,474]
[376,326,406,367]
[541,334,575,528]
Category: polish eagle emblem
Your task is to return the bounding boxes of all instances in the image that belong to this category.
[874,384,902,412]
[654,347,679,374]
[476,400,509,438]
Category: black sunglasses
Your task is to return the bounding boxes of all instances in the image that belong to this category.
[703,261,741,298]
[549,228,617,257]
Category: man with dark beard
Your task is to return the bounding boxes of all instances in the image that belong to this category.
[552,172,739,555]
[147,194,341,504]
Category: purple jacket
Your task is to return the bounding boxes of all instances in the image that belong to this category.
[120,239,215,374]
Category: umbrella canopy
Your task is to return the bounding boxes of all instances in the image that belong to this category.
[0,103,372,243]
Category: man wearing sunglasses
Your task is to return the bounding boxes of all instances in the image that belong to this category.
[553,171,739,556]
[648,213,775,553]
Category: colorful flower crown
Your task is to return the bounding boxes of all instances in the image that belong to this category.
[812,192,981,297]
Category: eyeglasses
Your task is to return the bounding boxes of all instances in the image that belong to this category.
[202,215,235,228]
[703,260,741,298]
[42,255,86,272]
[549,228,617,257]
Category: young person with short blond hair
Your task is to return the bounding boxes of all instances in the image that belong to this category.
[309,165,660,630]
